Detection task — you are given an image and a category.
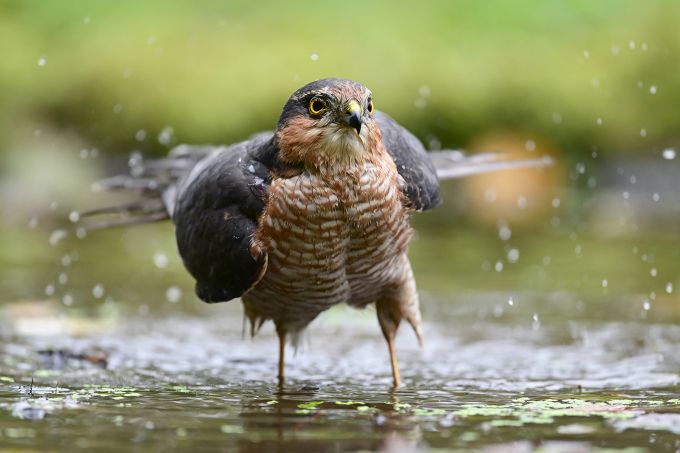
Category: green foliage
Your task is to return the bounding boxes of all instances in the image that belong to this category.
[1,0,678,158]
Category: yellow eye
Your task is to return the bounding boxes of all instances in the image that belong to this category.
[308,97,328,116]
[367,98,374,114]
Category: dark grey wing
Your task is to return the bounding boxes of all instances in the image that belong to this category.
[375,111,441,211]
[173,133,279,303]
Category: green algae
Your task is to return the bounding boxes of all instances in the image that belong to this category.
[451,397,678,428]
[334,400,366,406]
[297,401,323,410]
[220,425,244,434]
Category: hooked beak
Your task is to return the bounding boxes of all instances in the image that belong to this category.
[342,100,363,134]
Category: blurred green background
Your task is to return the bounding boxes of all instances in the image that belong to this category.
[1,0,679,317]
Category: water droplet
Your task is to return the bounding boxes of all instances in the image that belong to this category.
[153,252,168,269]
[641,42,648,51]
[494,261,504,272]
[574,244,582,255]
[75,227,87,239]
[62,293,74,306]
[507,248,520,263]
[516,195,528,209]
[58,272,68,285]
[622,191,630,200]
[61,254,72,267]
[591,78,600,88]
[652,193,660,202]
[92,284,105,299]
[602,279,608,288]
[484,188,497,203]
[45,284,55,296]
[497,223,511,241]
[649,85,657,94]
[542,256,551,266]
[69,211,80,223]
[666,282,673,294]
[611,45,620,55]
[583,50,590,59]
[37,55,47,67]
[643,301,651,311]
[83,16,91,24]
[629,40,636,49]
[418,86,431,97]
[166,286,182,303]
[576,162,586,175]
[28,217,38,229]
[507,297,514,306]
[524,140,536,151]
[596,117,603,125]
[551,112,562,124]
[493,305,503,317]
[552,197,561,208]
[310,53,319,61]
[135,129,147,141]
[49,229,68,246]
[650,267,657,277]
[414,98,427,109]
[662,148,676,160]
[113,103,123,114]
[158,126,174,146]
[640,128,647,137]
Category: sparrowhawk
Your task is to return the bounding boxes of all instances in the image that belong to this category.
[81,78,550,387]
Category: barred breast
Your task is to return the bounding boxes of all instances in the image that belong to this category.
[242,159,413,333]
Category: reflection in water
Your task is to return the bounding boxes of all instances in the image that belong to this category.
[1,299,680,451]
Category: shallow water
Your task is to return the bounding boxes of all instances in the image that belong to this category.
[2,221,680,451]
[2,293,680,452]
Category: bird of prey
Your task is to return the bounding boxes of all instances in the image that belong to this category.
[81,78,550,387]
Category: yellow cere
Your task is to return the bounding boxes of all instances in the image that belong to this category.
[345,100,362,115]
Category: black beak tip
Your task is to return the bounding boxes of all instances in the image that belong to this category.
[348,113,362,134]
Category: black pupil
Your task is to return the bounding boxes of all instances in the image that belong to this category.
[311,100,324,112]
[368,100,373,112]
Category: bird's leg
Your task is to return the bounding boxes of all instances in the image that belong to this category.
[377,298,401,387]
[276,325,286,386]
[376,258,422,388]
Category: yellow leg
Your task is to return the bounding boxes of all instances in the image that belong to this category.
[277,329,286,385]
[386,334,401,388]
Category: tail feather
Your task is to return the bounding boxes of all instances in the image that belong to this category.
[430,150,553,180]
[77,199,165,218]
[77,211,170,231]
[75,146,213,231]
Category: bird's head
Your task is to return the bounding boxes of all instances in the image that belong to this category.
[275,78,381,170]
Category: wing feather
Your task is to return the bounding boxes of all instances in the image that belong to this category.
[173,133,278,303]
[376,111,441,211]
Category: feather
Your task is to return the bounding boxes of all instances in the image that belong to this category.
[430,150,553,180]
